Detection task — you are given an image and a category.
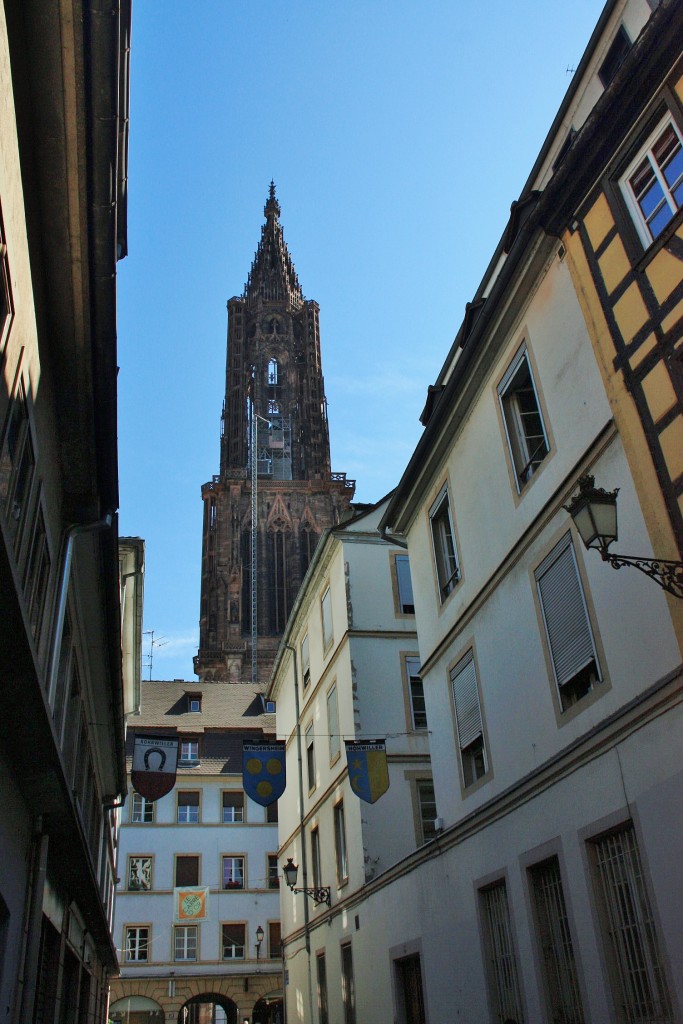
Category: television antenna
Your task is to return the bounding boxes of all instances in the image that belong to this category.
[143,629,169,681]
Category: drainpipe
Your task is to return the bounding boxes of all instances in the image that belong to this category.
[47,514,113,708]
[379,526,408,549]
[283,643,315,1024]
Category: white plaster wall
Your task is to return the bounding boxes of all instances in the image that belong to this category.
[409,254,616,666]
[114,776,280,975]
[283,706,683,1024]
[421,435,681,830]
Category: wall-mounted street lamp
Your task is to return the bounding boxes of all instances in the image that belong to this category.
[283,858,331,906]
[255,924,264,960]
[564,475,683,598]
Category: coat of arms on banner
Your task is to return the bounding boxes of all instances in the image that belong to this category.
[345,740,389,804]
[242,741,286,807]
[174,886,209,922]
[131,734,179,801]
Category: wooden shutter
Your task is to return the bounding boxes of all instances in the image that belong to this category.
[451,654,482,749]
[536,534,597,687]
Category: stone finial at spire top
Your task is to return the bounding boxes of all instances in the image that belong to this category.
[264,180,280,220]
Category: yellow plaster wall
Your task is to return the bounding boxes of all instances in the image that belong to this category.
[564,227,683,651]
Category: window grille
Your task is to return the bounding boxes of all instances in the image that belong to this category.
[529,857,584,1023]
[481,881,524,1022]
[592,827,672,1023]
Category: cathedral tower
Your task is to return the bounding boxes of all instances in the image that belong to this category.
[195,185,355,682]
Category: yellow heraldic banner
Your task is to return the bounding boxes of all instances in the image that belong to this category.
[174,886,209,923]
[345,740,389,804]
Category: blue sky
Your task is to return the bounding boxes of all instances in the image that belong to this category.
[117,0,605,681]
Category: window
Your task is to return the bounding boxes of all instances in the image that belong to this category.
[222,923,245,960]
[267,800,279,823]
[498,345,549,491]
[125,926,149,963]
[529,856,584,1023]
[341,942,356,1024]
[591,825,672,1022]
[23,503,51,643]
[321,587,333,650]
[0,204,14,350]
[450,653,488,788]
[395,554,415,614]
[535,533,601,712]
[395,955,426,1024]
[131,793,154,824]
[598,25,631,88]
[268,854,279,889]
[174,925,197,962]
[128,856,152,891]
[187,694,202,713]
[406,656,427,730]
[480,881,524,1023]
[302,633,311,687]
[311,827,322,889]
[0,382,35,551]
[179,739,199,765]
[175,855,199,887]
[268,358,279,385]
[334,801,348,886]
[222,856,245,889]
[327,685,340,763]
[416,781,437,845]
[306,722,316,791]
[429,486,459,600]
[269,921,282,959]
[622,115,683,245]
[177,791,200,824]
[222,791,245,823]
[317,952,329,1024]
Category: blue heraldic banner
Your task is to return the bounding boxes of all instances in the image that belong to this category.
[243,741,286,806]
[345,740,389,804]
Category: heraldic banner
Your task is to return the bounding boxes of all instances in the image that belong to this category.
[243,741,286,807]
[131,733,179,801]
[175,886,209,923]
[345,740,390,804]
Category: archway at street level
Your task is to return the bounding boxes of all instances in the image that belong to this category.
[177,993,239,1024]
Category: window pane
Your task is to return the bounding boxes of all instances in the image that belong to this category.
[396,554,415,613]
[222,791,245,822]
[322,588,333,649]
[406,657,427,730]
[334,802,348,885]
[222,923,245,959]
[128,857,152,891]
[327,686,340,762]
[417,781,436,844]
[223,857,244,889]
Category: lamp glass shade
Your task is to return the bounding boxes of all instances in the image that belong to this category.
[283,858,298,889]
[256,926,264,944]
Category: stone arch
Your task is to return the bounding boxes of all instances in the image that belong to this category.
[177,992,239,1024]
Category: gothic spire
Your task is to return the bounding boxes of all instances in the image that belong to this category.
[244,182,304,309]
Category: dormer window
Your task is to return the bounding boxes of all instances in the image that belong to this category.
[186,692,202,713]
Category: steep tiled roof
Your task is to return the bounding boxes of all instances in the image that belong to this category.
[126,680,276,776]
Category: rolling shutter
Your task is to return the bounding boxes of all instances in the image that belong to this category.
[536,534,598,687]
[451,654,482,749]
